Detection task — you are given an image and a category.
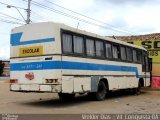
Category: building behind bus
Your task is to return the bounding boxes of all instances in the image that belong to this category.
[0,60,10,77]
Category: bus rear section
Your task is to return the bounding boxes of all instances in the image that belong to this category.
[10,22,62,93]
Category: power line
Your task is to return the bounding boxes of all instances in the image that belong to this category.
[0,1,135,34]
[31,11,48,21]
[45,0,137,35]
[0,12,24,22]
[0,18,23,24]
[45,0,116,28]
[0,1,26,10]
[26,0,134,35]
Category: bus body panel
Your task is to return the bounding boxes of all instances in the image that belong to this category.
[10,55,62,84]
[10,22,62,58]
[61,55,148,92]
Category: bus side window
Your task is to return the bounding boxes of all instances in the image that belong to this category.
[95,40,104,57]
[137,50,142,63]
[133,49,138,62]
[86,39,95,57]
[142,51,149,72]
[126,47,133,62]
[105,43,112,59]
[145,56,149,72]
[62,33,73,54]
[73,35,84,54]
[120,46,127,61]
[142,52,145,72]
[112,44,120,59]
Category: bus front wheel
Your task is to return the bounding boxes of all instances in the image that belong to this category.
[134,81,141,95]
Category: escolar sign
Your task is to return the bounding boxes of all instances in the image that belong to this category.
[127,40,160,63]
[19,46,43,57]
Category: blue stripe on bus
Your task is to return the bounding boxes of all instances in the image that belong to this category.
[10,32,55,46]
[9,61,149,78]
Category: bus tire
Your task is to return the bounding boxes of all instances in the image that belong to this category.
[88,81,107,101]
[134,81,141,95]
[58,93,75,100]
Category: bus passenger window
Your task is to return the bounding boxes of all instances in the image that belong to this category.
[137,50,142,63]
[142,53,150,72]
[126,47,133,62]
[105,43,112,59]
[86,39,95,56]
[62,34,73,53]
[142,51,149,72]
[112,45,119,59]
[120,46,126,61]
[73,36,84,54]
[133,49,138,62]
[96,41,104,57]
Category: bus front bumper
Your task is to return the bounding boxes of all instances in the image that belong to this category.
[10,84,62,93]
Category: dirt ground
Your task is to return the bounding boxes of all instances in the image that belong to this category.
[0,83,160,114]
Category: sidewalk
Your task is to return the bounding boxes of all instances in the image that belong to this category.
[143,87,160,91]
[0,77,10,83]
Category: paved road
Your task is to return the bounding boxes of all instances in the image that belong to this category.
[0,83,160,114]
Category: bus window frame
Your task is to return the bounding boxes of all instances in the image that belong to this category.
[85,37,96,58]
[112,43,121,60]
[142,50,150,72]
[120,45,127,61]
[95,40,105,58]
[104,41,113,60]
[62,32,74,54]
[136,49,142,64]
[61,29,144,65]
[126,47,133,62]
[73,35,85,56]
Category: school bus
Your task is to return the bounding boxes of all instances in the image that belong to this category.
[10,22,151,101]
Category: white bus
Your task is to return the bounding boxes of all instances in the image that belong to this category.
[10,22,151,101]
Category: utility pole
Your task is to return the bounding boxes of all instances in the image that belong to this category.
[5,0,32,24]
[26,0,31,24]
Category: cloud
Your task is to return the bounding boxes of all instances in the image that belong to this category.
[54,0,94,12]
[106,0,157,6]
[1,0,160,59]
[0,45,10,59]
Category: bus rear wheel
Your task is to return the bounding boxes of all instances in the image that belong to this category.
[58,93,75,100]
[88,81,107,101]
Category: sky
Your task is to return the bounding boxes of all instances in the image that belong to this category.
[0,0,160,59]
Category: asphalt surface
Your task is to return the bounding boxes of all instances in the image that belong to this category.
[0,82,160,120]
[0,83,160,115]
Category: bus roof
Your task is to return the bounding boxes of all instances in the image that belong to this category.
[12,22,146,51]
